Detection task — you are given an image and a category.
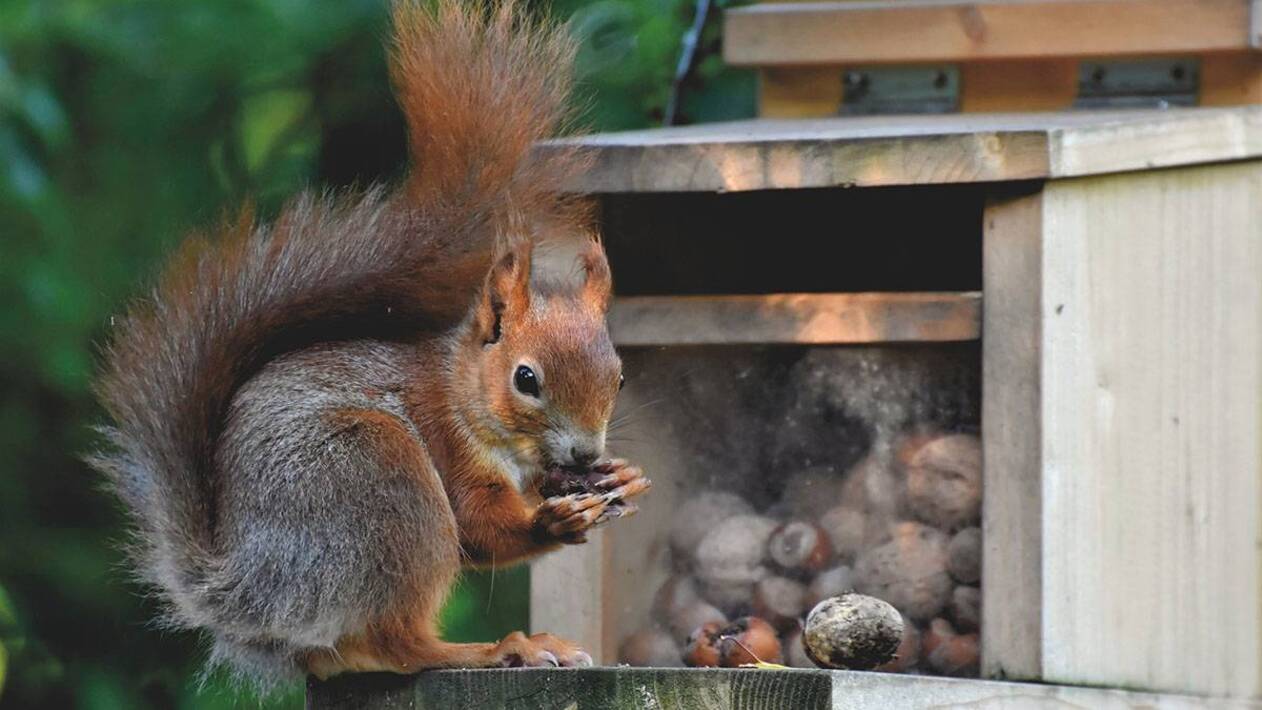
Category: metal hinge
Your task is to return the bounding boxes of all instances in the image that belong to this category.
[1073,58,1200,110]
[840,65,960,116]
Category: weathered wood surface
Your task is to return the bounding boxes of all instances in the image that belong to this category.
[724,0,1256,66]
[980,188,1045,683]
[545,107,1262,192]
[1035,160,1262,697]
[607,292,982,346]
[306,668,1262,709]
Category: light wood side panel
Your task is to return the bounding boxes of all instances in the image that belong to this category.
[1039,161,1262,697]
[529,530,611,663]
[726,0,1254,67]
[980,188,1046,682]
[608,292,982,346]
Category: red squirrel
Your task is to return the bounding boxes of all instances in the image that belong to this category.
[89,0,649,684]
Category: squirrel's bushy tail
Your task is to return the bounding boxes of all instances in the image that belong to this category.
[89,0,584,679]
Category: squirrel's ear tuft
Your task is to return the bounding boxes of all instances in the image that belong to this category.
[477,239,533,344]
[579,237,612,314]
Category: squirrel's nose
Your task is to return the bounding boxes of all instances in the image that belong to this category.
[570,447,599,469]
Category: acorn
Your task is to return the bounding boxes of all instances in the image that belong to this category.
[802,593,904,671]
[768,520,833,574]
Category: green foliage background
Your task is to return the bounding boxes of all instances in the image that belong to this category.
[0,0,752,707]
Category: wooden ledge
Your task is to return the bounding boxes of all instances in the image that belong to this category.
[608,292,982,346]
[542,107,1262,192]
[307,667,1262,709]
[724,0,1256,66]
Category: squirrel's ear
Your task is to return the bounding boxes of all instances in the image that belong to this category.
[477,240,533,344]
[579,237,612,314]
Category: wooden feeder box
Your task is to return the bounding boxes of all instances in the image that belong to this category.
[510,106,1262,705]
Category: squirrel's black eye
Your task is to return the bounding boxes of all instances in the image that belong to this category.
[618,373,625,391]
[514,365,540,397]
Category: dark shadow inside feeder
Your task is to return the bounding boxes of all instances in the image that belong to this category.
[614,344,981,675]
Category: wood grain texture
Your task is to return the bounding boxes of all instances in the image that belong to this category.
[980,188,1044,683]
[607,292,981,346]
[759,67,842,119]
[1038,161,1262,697]
[959,60,1078,113]
[725,0,1254,66]
[1201,52,1262,107]
[546,106,1262,192]
[306,668,1262,709]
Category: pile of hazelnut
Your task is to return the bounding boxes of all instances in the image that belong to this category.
[617,430,982,676]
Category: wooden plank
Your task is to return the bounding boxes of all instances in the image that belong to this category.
[1202,52,1262,106]
[760,67,842,118]
[725,0,1254,67]
[980,188,1045,682]
[1038,160,1262,697]
[548,106,1262,192]
[307,668,1262,709]
[959,60,1078,113]
[607,292,982,346]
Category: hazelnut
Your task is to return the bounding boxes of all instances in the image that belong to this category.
[921,617,955,659]
[670,492,754,562]
[718,617,782,667]
[768,520,833,574]
[928,632,980,676]
[949,585,980,633]
[853,522,952,622]
[751,576,807,633]
[904,434,982,530]
[802,593,904,670]
[695,514,778,589]
[682,621,724,667]
[683,617,782,667]
[947,527,982,584]
[618,628,683,667]
[818,506,868,563]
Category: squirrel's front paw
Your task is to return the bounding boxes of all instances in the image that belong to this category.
[534,459,651,544]
[533,493,611,544]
